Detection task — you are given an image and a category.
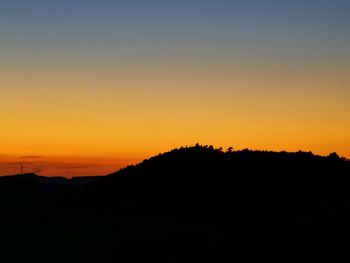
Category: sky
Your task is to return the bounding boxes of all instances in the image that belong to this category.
[1,0,350,176]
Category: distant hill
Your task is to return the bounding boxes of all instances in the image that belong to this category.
[1,145,350,262]
[0,173,100,208]
[0,173,69,185]
[0,173,101,187]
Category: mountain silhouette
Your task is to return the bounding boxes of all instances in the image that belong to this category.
[1,145,350,262]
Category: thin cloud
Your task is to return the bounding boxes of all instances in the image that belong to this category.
[21,156,43,159]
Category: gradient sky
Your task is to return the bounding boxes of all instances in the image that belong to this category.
[1,0,350,176]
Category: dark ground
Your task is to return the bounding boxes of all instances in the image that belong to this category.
[1,145,350,262]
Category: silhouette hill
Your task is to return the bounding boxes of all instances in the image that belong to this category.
[1,145,350,262]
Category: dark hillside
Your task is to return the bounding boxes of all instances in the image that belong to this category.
[1,146,350,262]
[67,145,350,262]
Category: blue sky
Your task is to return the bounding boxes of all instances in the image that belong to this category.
[1,1,349,51]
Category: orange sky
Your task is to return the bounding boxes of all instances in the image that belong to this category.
[1,59,349,176]
[0,155,140,177]
[1,1,350,176]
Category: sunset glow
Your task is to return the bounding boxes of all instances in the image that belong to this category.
[1,1,349,176]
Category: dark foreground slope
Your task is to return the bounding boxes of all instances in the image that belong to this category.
[1,146,350,262]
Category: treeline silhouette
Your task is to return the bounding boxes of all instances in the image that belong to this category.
[1,145,350,262]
